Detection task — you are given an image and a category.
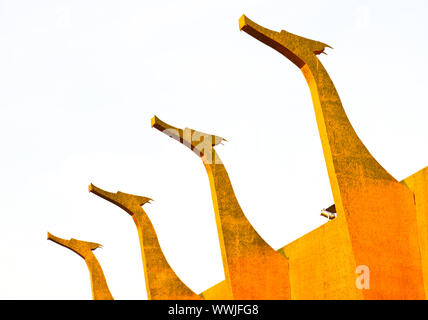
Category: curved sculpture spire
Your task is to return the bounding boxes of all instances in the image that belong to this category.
[88,184,201,300]
[239,15,425,299]
[151,116,291,300]
[239,14,393,185]
[47,232,113,300]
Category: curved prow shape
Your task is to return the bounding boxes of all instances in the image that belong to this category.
[152,115,290,300]
[88,183,152,215]
[88,183,201,300]
[240,15,425,299]
[239,15,332,68]
[239,14,392,185]
[47,232,113,300]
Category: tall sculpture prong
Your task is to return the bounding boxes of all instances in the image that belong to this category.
[152,115,291,300]
[240,14,425,299]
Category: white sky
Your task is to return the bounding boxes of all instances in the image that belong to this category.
[0,0,427,299]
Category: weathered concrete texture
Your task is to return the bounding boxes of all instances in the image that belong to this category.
[279,218,362,299]
[88,184,201,300]
[201,217,361,300]
[50,15,428,300]
[47,232,113,300]
[401,166,428,297]
[152,116,291,300]
[199,279,232,300]
[238,15,425,299]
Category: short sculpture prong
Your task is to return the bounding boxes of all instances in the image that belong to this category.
[88,183,201,300]
[47,232,113,300]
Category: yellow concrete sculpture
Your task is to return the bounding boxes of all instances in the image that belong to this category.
[151,116,291,300]
[46,14,428,300]
[88,184,202,300]
[47,232,113,300]
[401,167,428,297]
[239,15,425,299]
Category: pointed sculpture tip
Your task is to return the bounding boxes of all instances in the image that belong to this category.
[138,196,153,207]
[88,183,95,193]
[47,232,52,240]
[90,242,103,251]
[315,43,333,56]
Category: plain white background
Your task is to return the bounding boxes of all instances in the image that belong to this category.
[0,0,427,299]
